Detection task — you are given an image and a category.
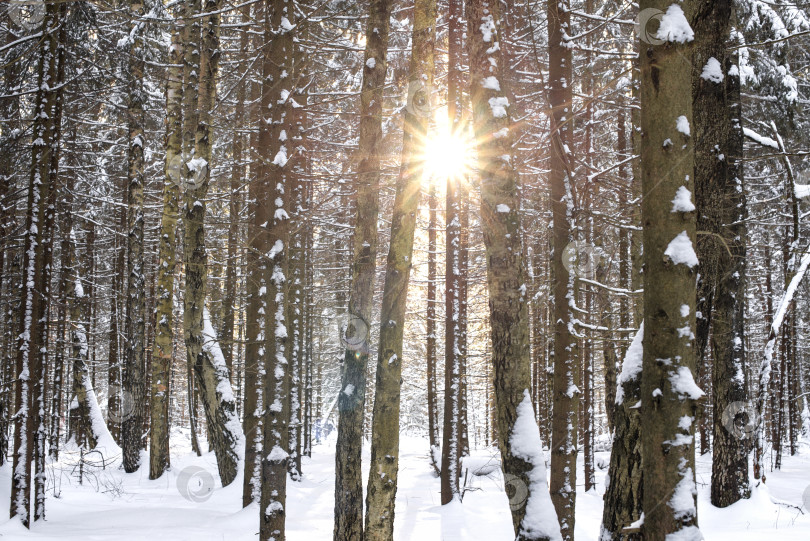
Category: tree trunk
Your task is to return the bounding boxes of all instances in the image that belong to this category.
[149,14,184,480]
[333,0,392,538]
[365,2,436,537]
[638,2,702,539]
[547,0,579,536]
[241,0,264,507]
[600,325,643,540]
[467,0,561,538]
[67,224,112,451]
[691,0,750,507]
[440,0,465,504]
[184,0,243,487]
[107,197,125,442]
[257,1,296,538]
[426,184,439,467]
[11,2,62,526]
[121,0,147,474]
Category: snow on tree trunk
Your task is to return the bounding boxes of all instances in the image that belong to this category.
[183,0,244,488]
[466,0,561,538]
[364,1,436,538]
[257,1,296,539]
[11,1,62,526]
[638,2,703,539]
[600,324,644,540]
[333,0,392,538]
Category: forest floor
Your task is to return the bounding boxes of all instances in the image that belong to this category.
[0,430,808,540]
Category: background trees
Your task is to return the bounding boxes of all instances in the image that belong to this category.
[1,0,810,539]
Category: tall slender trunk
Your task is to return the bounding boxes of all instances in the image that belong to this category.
[287,39,310,480]
[333,0,392,538]
[122,0,147,474]
[149,15,184,480]
[184,0,243,487]
[364,2,436,537]
[0,26,22,468]
[242,0,265,507]
[440,0,465,504]
[638,2,702,539]
[691,0,750,507]
[222,2,251,383]
[426,185,439,466]
[467,0,561,538]
[107,194,126,442]
[257,1,296,538]
[547,0,579,536]
[11,2,62,526]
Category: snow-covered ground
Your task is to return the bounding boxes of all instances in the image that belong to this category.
[0,432,808,540]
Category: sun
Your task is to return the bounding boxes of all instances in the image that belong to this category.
[421,112,473,182]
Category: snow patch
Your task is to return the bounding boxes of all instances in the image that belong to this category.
[616,323,643,404]
[656,5,695,43]
[670,366,705,400]
[664,231,699,268]
[700,58,724,83]
[672,186,695,213]
[676,115,691,136]
[509,390,563,541]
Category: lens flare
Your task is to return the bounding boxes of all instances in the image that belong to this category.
[421,111,472,182]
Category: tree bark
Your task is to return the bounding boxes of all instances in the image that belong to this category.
[638,2,702,539]
[365,2,436,537]
[467,0,561,538]
[184,0,243,487]
[426,184,439,467]
[149,14,184,480]
[257,1,296,538]
[242,0,265,507]
[691,0,750,507]
[10,2,62,526]
[547,0,579,536]
[600,326,643,541]
[333,0,392,538]
[440,0,466,504]
[121,0,147,474]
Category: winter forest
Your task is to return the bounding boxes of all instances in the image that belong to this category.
[1,0,810,539]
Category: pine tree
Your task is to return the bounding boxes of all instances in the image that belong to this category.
[638,2,702,539]
[691,0,749,507]
[466,0,561,538]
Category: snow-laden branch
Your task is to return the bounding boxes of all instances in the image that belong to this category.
[743,127,779,149]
